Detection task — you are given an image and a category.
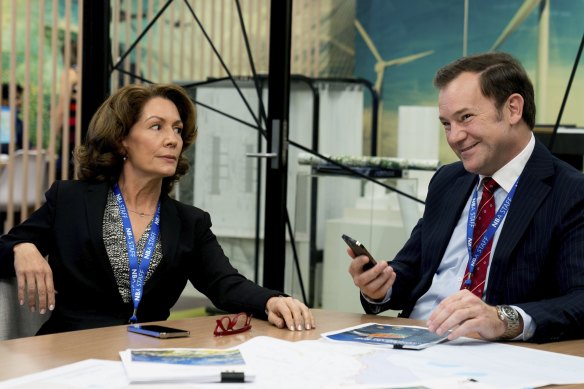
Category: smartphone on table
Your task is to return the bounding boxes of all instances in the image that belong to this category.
[127,324,190,338]
[341,234,378,271]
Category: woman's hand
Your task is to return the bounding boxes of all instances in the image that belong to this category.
[265,296,315,331]
[13,243,55,314]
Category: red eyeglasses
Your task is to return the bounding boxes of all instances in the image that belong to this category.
[213,312,252,336]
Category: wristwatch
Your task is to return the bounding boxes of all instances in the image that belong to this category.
[496,305,522,340]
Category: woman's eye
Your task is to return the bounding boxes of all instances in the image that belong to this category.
[174,127,183,134]
[461,114,472,121]
[151,124,161,130]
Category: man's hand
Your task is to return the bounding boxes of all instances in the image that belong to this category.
[13,243,55,314]
[266,296,315,331]
[427,289,514,340]
[347,248,395,301]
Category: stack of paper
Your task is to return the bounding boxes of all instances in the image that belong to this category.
[119,347,255,384]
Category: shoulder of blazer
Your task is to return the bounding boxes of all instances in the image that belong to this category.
[48,179,108,191]
[160,195,209,223]
[427,161,471,191]
[162,195,200,213]
[45,180,109,200]
[523,139,584,191]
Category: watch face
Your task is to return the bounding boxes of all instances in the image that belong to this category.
[501,305,517,319]
[501,305,515,317]
[497,305,518,322]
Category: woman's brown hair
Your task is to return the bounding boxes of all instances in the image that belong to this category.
[75,83,197,194]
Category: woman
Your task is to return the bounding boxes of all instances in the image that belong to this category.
[0,83,314,334]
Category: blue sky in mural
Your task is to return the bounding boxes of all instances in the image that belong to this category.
[354,0,584,119]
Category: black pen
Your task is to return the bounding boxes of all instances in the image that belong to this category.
[220,371,245,383]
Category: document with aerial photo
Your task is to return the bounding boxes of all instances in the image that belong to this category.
[130,348,245,366]
[321,323,449,350]
[119,348,254,383]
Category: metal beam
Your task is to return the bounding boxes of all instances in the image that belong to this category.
[81,2,111,135]
[263,0,293,291]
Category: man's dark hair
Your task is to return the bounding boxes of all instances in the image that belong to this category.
[433,52,536,129]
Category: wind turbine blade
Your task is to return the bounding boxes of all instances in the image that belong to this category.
[381,50,434,67]
[490,0,542,51]
[354,19,384,63]
[374,68,384,94]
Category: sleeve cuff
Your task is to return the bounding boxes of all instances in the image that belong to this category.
[511,305,536,341]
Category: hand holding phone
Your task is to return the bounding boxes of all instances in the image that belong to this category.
[342,234,378,271]
[127,324,190,338]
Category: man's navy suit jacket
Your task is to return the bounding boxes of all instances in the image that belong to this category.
[362,140,584,343]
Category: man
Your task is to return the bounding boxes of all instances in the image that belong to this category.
[348,52,584,343]
[0,83,24,154]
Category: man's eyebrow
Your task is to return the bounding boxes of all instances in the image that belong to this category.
[439,107,471,122]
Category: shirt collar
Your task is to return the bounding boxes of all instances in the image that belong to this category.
[479,133,535,193]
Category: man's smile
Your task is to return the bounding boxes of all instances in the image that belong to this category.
[459,142,479,154]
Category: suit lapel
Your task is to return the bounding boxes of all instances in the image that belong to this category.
[486,141,554,302]
[84,182,122,298]
[159,194,181,261]
[85,182,109,257]
[424,172,477,269]
[142,194,181,292]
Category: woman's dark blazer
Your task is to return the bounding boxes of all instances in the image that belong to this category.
[0,180,280,334]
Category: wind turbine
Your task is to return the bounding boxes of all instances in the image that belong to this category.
[354,19,433,154]
[490,0,549,123]
[355,20,433,96]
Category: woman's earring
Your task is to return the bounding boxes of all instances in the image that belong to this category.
[123,156,127,161]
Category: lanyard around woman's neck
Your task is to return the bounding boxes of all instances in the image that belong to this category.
[113,184,161,323]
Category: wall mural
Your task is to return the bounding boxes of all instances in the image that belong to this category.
[354,0,584,162]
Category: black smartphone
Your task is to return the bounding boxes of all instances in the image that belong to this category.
[341,234,378,271]
[127,324,190,339]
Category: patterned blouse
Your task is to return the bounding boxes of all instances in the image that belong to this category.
[102,189,163,303]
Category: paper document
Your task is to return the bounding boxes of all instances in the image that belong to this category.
[119,347,255,383]
[0,359,128,388]
[2,337,584,388]
[322,322,449,349]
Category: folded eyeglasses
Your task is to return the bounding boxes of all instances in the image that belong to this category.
[213,312,252,336]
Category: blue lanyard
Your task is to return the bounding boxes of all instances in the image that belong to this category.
[113,184,161,323]
[464,177,519,288]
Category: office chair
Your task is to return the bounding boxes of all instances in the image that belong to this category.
[0,279,50,340]
[0,149,48,212]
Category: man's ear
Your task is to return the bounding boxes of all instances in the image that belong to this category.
[507,93,524,125]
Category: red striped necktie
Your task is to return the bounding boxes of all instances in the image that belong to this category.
[461,177,500,297]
